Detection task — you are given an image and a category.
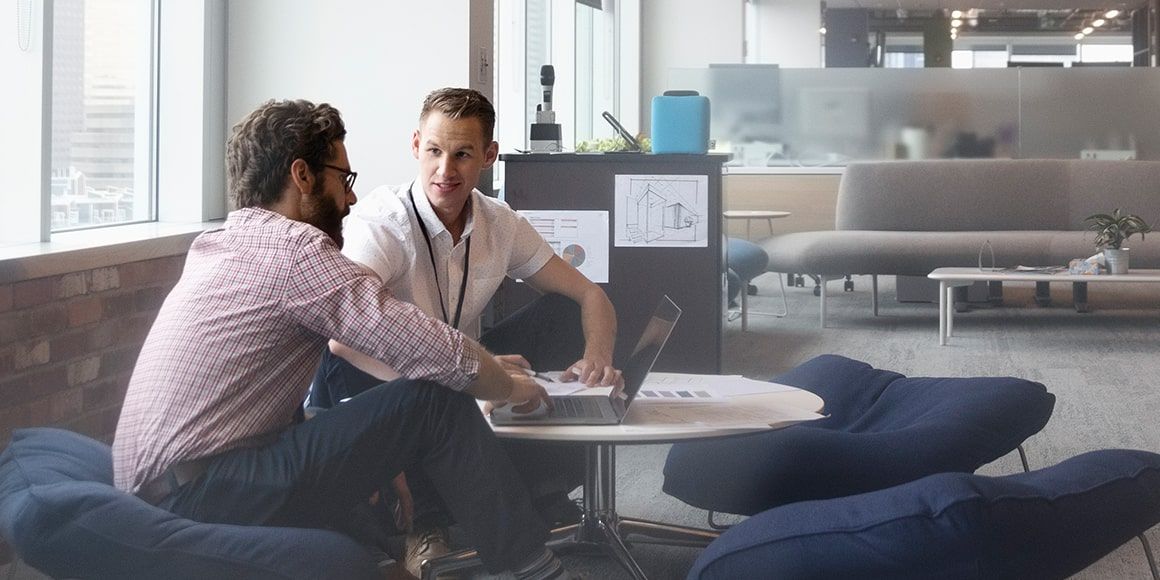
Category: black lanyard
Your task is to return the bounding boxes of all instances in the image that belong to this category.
[409,187,470,329]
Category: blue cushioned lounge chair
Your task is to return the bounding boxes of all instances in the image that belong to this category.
[688,449,1160,579]
[665,355,1056,518]
[0,428,380,580]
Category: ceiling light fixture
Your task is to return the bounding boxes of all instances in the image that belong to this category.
[1083,26,1094,34]
[1074,32,1085,40]
[951,18,963,27]
[1092,18,1106,26]
[1104,9,1120,18]
[819,26,827,34]
[951,9,963,18]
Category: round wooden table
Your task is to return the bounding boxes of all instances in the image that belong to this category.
[723,210,791,240]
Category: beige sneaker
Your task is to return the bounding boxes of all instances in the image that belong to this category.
[403,526,452,578]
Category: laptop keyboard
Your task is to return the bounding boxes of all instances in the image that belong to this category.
[550,396,604,418]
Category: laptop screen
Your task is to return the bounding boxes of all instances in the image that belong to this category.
[618,295,682,405]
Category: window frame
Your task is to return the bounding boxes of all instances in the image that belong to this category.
[48,0,161,234]
[3,0,226,250]
[494,0,640,162]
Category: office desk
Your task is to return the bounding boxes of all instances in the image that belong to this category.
[426,388,824,580]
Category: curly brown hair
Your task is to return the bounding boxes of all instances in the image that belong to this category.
[420,88,495,143]
[226,99,347,209]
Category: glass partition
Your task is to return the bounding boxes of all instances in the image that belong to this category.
[1019,68,1160,160]
[668,66,1160,166]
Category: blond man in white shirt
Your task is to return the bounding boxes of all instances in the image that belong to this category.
[312,87,619,576]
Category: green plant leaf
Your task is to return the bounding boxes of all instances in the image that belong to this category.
[1085,209,1151,249]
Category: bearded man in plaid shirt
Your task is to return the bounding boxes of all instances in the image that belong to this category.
[112,99,575,580]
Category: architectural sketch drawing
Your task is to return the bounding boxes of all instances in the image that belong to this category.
[614,174,709,247]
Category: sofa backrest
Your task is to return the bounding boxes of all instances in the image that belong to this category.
[836,159,1160,232]
[1066,160,1160,229]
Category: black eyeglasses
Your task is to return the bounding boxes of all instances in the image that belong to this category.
[323,164,358,192]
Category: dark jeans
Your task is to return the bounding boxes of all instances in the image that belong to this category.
[309,293,587,526]
[159,380,546,573]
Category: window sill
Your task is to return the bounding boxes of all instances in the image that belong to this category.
[0,221,221,285]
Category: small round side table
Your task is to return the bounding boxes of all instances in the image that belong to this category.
[724,210,791,240]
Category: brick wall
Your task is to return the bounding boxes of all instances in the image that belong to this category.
[0,252,187,567]
[0,253,186,446]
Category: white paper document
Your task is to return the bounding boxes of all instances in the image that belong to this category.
[532,374,613,398]
[623,399,824,430]
[641,372,798,397]
[518,210,610,283]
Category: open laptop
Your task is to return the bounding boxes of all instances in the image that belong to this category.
[491,295,682,426]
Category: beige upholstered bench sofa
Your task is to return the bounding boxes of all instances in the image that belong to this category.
[762,159,1160,326]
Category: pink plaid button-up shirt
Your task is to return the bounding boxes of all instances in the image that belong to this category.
[113,207,480,494]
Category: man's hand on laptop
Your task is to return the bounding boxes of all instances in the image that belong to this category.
[494,354,532,375]
[560,356,623,388]
[485,371,552,416]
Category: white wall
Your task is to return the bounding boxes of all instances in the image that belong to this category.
[227,0,483,192]
[639,0,743,133]
[753,0,822,67]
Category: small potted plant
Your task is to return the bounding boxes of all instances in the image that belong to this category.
[1083,209,1151,274]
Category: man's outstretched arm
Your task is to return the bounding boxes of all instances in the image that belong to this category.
[524,255,620,386]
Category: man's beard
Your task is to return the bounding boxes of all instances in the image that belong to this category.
[301,182,347,248]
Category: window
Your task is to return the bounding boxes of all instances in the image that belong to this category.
[494,0,639,162]
[885,50,924,69]
[1078,43,1133,63]
[50,0,157,232]
[574,1,621,144]
[952,49,1009,69]
[4,0,220,247]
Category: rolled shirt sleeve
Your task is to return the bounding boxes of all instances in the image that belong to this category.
[507,210,556,280]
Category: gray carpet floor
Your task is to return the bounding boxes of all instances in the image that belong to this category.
[4,274,1157,579]
[556,273,1160,579]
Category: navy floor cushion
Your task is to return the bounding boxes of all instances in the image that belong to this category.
[664,355,1056,515]
[0,428,379,580]
[689,449,1160,580]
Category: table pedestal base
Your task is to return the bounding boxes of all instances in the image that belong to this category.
[422,443,719,579]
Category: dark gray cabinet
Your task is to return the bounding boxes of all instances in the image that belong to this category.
[495,153,726,373]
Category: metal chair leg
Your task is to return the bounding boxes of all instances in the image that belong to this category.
[707,510,732,531]
[730,274,787,329]
[771,271,788,317]
[1140,532,1160,580]
[1017,444,1031,473]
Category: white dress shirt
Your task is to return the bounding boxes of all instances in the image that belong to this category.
[342,181,555,339]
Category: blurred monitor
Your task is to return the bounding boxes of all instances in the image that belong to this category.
[707,64,781,143]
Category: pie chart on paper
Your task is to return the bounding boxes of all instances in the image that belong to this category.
[561,244,586,267]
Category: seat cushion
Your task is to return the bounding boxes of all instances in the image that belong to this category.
[0,428,379,580]
[727,238,769,281]
[688,449,1160,580]
[664,355,1056,515]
